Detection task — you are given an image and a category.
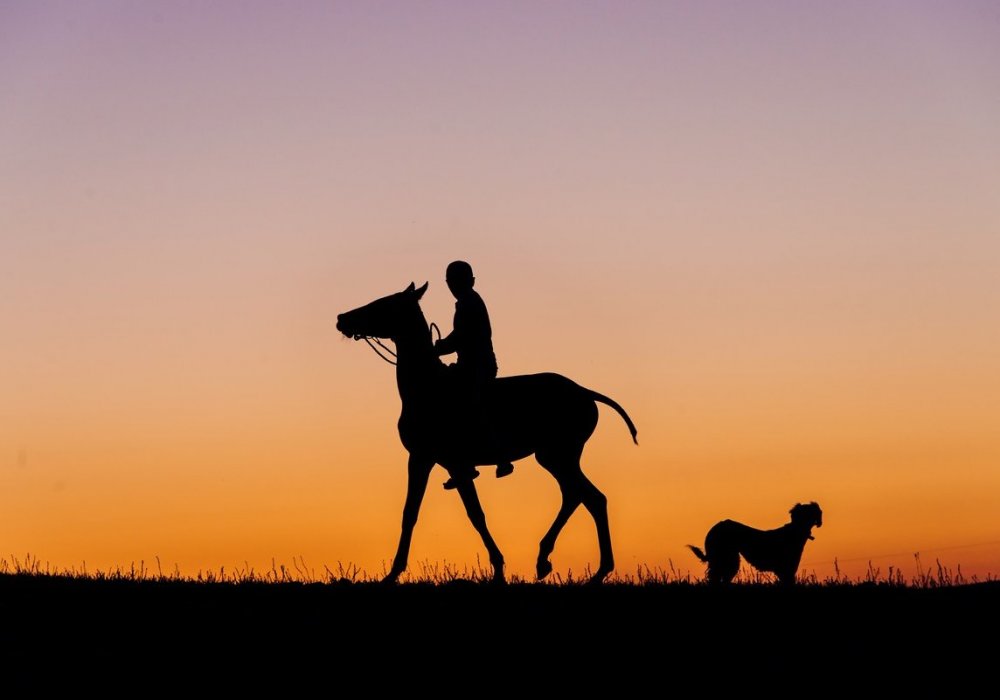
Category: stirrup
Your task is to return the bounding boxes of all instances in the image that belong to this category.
[496,462,514,478]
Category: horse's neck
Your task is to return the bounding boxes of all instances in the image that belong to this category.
[394,309,439,402]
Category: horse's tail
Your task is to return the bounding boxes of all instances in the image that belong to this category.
[687,545,708,563]
[588,390,638,445]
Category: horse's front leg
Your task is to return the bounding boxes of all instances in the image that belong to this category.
[455,480,505,584]
[384,453,433,583]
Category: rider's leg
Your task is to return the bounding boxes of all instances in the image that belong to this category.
[482,370,514,479]
[440,365,481,490]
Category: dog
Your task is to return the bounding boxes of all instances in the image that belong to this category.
[688,502,823,585]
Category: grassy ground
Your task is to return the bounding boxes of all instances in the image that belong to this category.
[1,557,996,688]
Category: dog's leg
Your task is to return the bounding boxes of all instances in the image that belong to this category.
[712,551,740,584]
[704,522,742,584]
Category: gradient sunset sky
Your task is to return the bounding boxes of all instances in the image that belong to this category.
[3,2,999,580]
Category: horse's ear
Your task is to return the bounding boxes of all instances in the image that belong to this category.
[405,282,416,292]
[414,281,428,299]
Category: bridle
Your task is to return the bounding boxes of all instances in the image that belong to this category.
[358,335,398,365]
[357,322,442,367]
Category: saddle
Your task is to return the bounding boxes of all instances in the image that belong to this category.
[434,364,503,462]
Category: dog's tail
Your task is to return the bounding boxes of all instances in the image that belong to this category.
[687,545,708,563]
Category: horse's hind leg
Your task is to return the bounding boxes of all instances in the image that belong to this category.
[536,479,582,580]
[578,476,614,583]
[455,480,505,584]
[535,448,614,583]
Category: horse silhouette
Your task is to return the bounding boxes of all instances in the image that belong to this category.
[337,282,638,584]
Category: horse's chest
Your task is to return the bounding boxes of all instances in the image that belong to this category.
[397,410,438,452]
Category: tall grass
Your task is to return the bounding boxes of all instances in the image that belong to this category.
[1,552,992,587]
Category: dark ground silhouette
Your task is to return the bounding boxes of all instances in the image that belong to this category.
[337,281,638,585]
[1,573,996,688]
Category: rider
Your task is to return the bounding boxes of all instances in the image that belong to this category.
[434,260,514,489]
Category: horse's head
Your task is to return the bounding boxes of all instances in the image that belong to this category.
[337,282,428,341]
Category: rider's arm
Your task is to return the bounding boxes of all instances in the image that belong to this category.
[435,331,457,356]
[435,303,465,356]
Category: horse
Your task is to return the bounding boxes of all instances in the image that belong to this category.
[336,282,637,584]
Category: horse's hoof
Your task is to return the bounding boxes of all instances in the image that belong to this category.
[380,571,402,585]
[536,559,553,580]
[587,569,611,585]
[488,561,506,586]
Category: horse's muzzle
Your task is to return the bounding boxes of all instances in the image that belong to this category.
[336,314,353,338]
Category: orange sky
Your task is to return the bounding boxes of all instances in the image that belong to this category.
[2,3,999,581]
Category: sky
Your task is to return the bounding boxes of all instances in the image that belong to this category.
[2,1,999,581]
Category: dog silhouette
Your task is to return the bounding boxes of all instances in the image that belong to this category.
[688,502,823,584]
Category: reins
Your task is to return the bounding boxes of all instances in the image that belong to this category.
[360,336,398,365]
[359,322,441,367]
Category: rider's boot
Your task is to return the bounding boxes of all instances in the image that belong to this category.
[443,465,480,490]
